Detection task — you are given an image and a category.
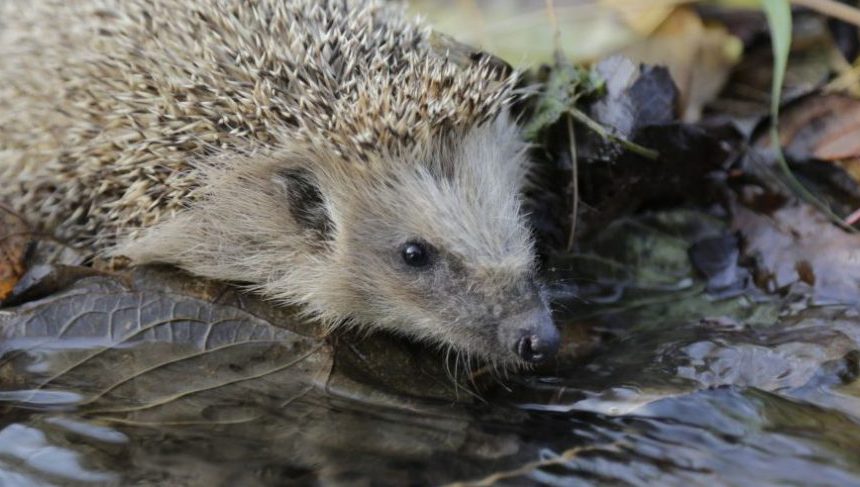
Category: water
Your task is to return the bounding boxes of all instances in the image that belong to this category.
[0,209,859,486]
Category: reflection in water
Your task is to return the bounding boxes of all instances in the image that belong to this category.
[0,423,119,485]
[0,209,859,485]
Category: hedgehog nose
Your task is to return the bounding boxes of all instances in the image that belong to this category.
[514,309,560,364]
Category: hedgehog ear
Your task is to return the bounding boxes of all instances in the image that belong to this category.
[272,168,334,240]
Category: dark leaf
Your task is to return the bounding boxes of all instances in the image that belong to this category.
[689,233,750,296]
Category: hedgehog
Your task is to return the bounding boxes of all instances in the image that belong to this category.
[0,0,560,367]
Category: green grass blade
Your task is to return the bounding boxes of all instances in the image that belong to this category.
[763,0,791,120]
[761,0,853,230]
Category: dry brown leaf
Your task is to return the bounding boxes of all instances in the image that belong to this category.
[775,94,860,185]
[410,0,655,64]
[0,206,30,302]
[619,6,743,122]
[813,113,860,161]
[835,157,860,183]
[601,0,679,35]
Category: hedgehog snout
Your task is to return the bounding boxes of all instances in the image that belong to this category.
[501,304,559,364]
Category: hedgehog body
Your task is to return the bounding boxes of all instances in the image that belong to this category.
[0,0,559,366]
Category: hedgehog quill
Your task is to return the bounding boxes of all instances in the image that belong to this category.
[0,0,560,367]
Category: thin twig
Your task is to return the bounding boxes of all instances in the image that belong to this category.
[566,115,579,252]
[569,107,660,160]
[545,0,579,251]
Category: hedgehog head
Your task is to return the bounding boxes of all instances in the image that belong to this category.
[120,112,559,367]
[315,114,559,367]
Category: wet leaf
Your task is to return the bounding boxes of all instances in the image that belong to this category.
[548,209,736,311]
[571,119,737,236]
[734,202,860,304]
[688,233,751,296]
[676,324,857,390]
[0,272,332,424]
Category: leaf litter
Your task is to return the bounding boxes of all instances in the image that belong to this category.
[3,1,860,485]
[0,205,30,303]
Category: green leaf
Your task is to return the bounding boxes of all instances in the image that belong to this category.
[762,0,791,120]
[521,63,593,142]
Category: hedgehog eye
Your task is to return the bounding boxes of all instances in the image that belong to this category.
[401,241,432,268]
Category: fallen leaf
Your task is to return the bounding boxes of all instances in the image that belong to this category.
[0,272,332,424]
[734,202,860,305]
[813,112,860,162]
[688,233,750,296]
[768,94,860,192]
[619,6,743,122]
[409,0,660,64]
[582,55,679,163]
[601,0,677,35]
[0,206,30,303]
[776,94,860,162]
[709,12,838,124]
[835,157,860,184]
